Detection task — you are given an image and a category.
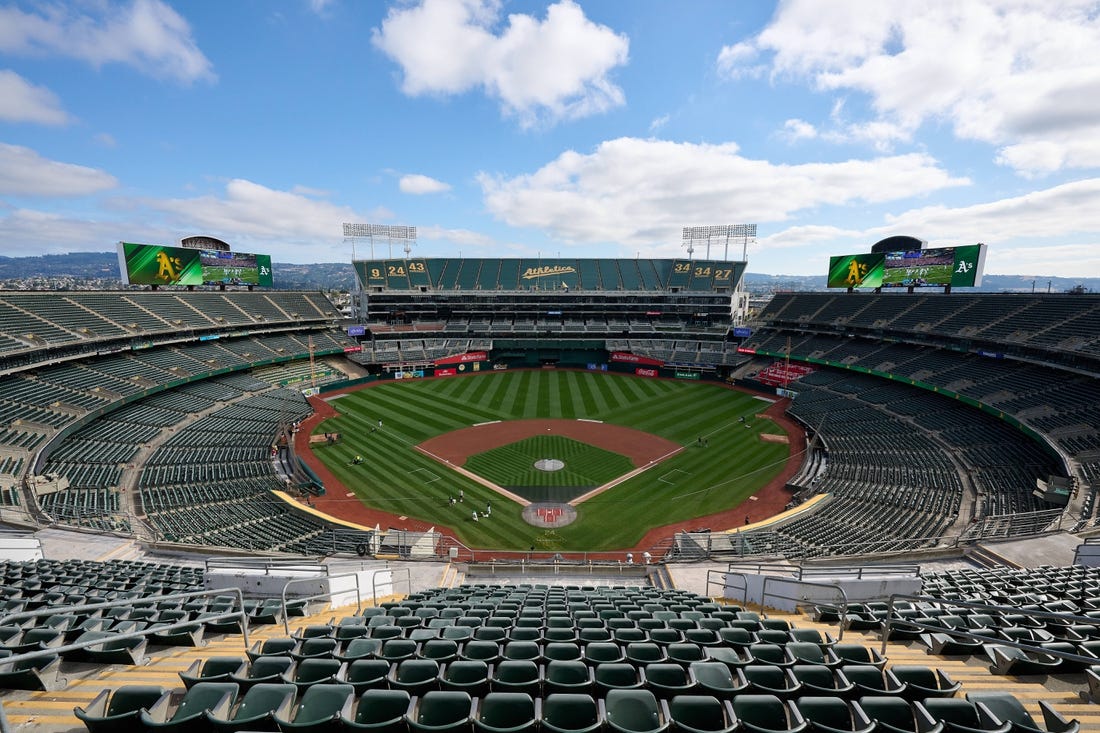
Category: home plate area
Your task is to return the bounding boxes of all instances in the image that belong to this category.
[522,502,577,528]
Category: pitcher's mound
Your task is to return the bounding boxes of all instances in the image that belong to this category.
[534,458,565,471]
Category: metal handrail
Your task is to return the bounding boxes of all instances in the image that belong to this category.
[759,575,849,641]
[372,567,411,608]
[880,592,1100,667]
[281,572,364,634]
[0,587,251,668]
[706,568,747,604]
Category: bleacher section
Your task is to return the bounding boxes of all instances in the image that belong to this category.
[139,389,329,550]
[351,257,748,370]
[0,290,340,361]
[0,290,352,534]
[744,292,1100,538]
[11,576,1091,733]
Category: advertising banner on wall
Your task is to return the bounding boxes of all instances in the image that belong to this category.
[435,351,488,365]
[611,352,664,367]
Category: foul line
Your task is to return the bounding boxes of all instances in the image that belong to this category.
[577,419,603,423]
[413,445,531,507]
[568,445,685,506]
[473,420,501,427]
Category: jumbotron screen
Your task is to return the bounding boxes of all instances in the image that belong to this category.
[118,242,273,287]
[881,244,985,288]
[828,244,985,289]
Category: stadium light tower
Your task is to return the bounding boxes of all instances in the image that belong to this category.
[342,223,418,260]
[682,224,757,261]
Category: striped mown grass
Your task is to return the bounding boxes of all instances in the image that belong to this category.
[312,370,790,550]
[464,435,633,501]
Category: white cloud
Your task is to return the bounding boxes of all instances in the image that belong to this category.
[419,225,494,248]
[94,132,117,148]
[780,118,817,142]
[478,137,968,245]
[649,114,670,133]
[141,179,362,240]
[0,70,69,125]
[752,178,1100,277]
[372,0,629,127]
[716,41,765,80]
[290,184,331,197]
[308,0,334,15]
[0,208,165,254]
[720,0,1100,174]
[0,144,117,196]
[876,178,1100,242]
[0,0,214,84]
[399,173,452,194]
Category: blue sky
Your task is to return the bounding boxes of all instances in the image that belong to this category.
[2,0,1100,278]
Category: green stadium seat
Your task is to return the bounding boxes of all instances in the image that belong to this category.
[343,658,392,694]
[603,689,670,733]
[474,692,538,733]
[276,682,354,733]
[407,690,474,733]
[343,689,412,732]
[74,684,166,733]
[206,682,295,733]
[542,694,601,733]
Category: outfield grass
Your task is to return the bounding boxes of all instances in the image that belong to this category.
[311,370,790,551]
[464,435,634,502]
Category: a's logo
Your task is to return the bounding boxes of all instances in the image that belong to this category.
[846,259,869,286]
[155,251,184,283]
[956,260,974,274]
[521,265,575,280]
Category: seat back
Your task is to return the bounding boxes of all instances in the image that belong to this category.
[104,685,166,717]
[966,693,1038,729]
[478,692,536,730]
[857,697,919,733]
[796,697,853,732]
[542,693,599,733]
[732,694,790,730]
[174,682,239,721]
[604,689,662,733]
[291,683,354,724]
[355,688,412,725]
[233,683,296,721]
[416,691,474,726]
[667,695,728,732]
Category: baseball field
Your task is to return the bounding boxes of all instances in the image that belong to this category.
[310,370,791,550]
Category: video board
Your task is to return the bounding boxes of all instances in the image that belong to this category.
[881,244,985,288]
[827,253,884,289]
[118,242,273,287]
[827,244,985,289]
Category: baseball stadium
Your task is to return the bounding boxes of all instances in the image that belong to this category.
[0,238,1098,730]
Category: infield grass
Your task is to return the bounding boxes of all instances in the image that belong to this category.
[311,370,790,550]
[464,435,634,502]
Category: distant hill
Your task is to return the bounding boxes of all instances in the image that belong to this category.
[0,252,356,291]
[0,252,1096,293]
[741,271,1100,293]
